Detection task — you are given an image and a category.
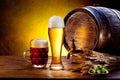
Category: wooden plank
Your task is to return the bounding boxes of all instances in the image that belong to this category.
[0,56,119,79]
[0,56,92,78]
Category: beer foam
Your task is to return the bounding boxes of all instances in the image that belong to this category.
[30,38,48,48]
[49,16,64,28]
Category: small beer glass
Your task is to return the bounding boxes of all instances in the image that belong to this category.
[23,38,48,68]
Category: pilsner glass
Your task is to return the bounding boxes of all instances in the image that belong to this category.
[48,16,64,70]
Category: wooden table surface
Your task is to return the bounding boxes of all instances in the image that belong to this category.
[0,56,120,79]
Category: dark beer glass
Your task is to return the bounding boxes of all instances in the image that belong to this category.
[23,38,48,68]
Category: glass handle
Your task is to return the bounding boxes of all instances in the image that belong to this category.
[23,50,31,63]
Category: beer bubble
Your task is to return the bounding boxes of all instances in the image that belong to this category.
[49,16,64,28]
[30,38,48,48]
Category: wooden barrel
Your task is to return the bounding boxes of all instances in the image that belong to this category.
[64,6,120,55]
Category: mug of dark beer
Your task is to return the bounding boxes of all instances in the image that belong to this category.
[23,38,48,68]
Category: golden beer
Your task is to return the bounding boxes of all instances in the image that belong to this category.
[48,27,64,70]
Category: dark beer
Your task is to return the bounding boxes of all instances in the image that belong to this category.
[30,47,48,68]
[23,38,48,68]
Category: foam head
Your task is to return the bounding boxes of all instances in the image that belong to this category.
[48,16,64,28]
[30,38,48,48]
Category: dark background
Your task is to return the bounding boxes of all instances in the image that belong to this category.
[92,0,120,10]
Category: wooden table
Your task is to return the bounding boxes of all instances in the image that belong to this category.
[0,56,120,79]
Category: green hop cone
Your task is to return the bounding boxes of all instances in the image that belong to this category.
[90,69,96,74]
[89,64,109,75]
[96,69,101,74]
[93,65,98,70]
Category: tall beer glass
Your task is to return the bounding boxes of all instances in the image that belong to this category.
[48,16,64,70]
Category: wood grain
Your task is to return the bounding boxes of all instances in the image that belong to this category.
[0,56,119,79]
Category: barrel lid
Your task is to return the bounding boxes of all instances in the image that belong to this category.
[64,7,98,52]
